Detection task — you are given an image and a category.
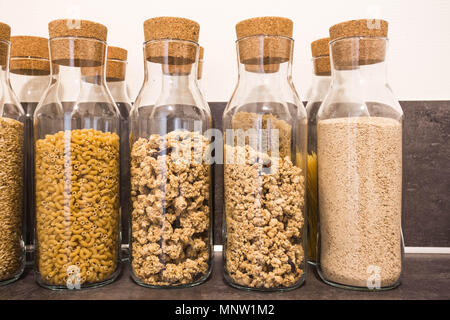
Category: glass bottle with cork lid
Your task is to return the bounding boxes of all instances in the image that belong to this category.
[105,46,132,248]
[223,16,307,291]
[130,17,212,288]
[9,35,51,260]
[0,22,26,286]
[316,19,403,290]
[305,37,331,266]
[34,19,121,289]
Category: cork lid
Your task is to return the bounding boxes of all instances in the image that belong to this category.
[143,17,200,68]
[236,16,293,39]
[245,63,280,74]
[329,19,388,69]
[48,19,107,41]
[235,17,293,65]
[311,38,329,57]
[162,63,193,76]
[329,19,388,41]
[9,36,50,75]
[108,46,127,61]
[0,22,11,66]
[48,19,108,67]
[143,17,199,42]
[310,38,330,75]
[313,56,330,76]
[106,46,127,81]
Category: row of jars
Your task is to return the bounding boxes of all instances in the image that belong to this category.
[0,16,403,291]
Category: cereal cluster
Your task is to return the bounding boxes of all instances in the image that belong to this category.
[35,129,120,286]
[224,144,305,289]
[318,117,402,287]
[0,117,24,282]
[130,131,211,286]
[231,112,292,158]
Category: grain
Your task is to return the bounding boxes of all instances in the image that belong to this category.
[0,117,24,282]
[318,116,402,288]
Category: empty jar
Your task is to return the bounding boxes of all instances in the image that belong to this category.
[34,19,121,289]
[130,17,212,288]
[0,22,25,286]
[9,36,51,254]
[105,46,132,246]
[305,37,331,265]
[317,19,403,290]
[223,17,307,291]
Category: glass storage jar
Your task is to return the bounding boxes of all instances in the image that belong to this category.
[317,19,403,290]
[130,17,212,288]
[305,37,331,265]
[9,36,51,256]
[0,22,25,286]
[34,19,121,289]
[223,17,307,291]
[105,46,132,247]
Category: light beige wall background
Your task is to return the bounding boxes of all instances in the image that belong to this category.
[1,0,449,101]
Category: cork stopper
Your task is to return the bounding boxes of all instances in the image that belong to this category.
[10,36,50,75]
[48,19,108,67]
[245,63,280,73]
[144,17,199,66]
[329,19,388,69]
[311,38,330,76]
[0,22,11,66]
[311,38,329,58]
[313,56,330,76]
[107,46,127,61]
[106,46,127,81]
[197,46,204,79]
[81,65,102,84]
[235,17,293,65]
[162,63,193,76]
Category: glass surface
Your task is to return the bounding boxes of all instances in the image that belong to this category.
[33,37,121,290]
[305,74,330,265]
[129,39,212,288]
[222,35,307,291]
[0,40,26,286]
[316,37,404,291]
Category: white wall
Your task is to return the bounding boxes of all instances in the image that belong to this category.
[1,0,449,101]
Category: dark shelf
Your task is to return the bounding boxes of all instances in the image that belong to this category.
[0,253,449,300]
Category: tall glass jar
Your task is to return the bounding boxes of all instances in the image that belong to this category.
[0,22,25,286]
[223,17,307,291]
[305,37,331,265]
[34,19,121,289]
[9,36,51,258]
[317,19,403,290]
[105,46,132,247]
[130,17,212,288]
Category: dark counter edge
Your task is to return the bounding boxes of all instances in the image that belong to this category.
[0,253,449,300]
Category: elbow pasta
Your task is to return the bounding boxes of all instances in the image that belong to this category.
[0,117,24,282]
[35,129,120,286]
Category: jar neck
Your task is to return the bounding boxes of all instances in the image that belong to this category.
[330,37,388,87]
[137,39,201,108]
[9,57,51,102]
[107,79,130,104]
